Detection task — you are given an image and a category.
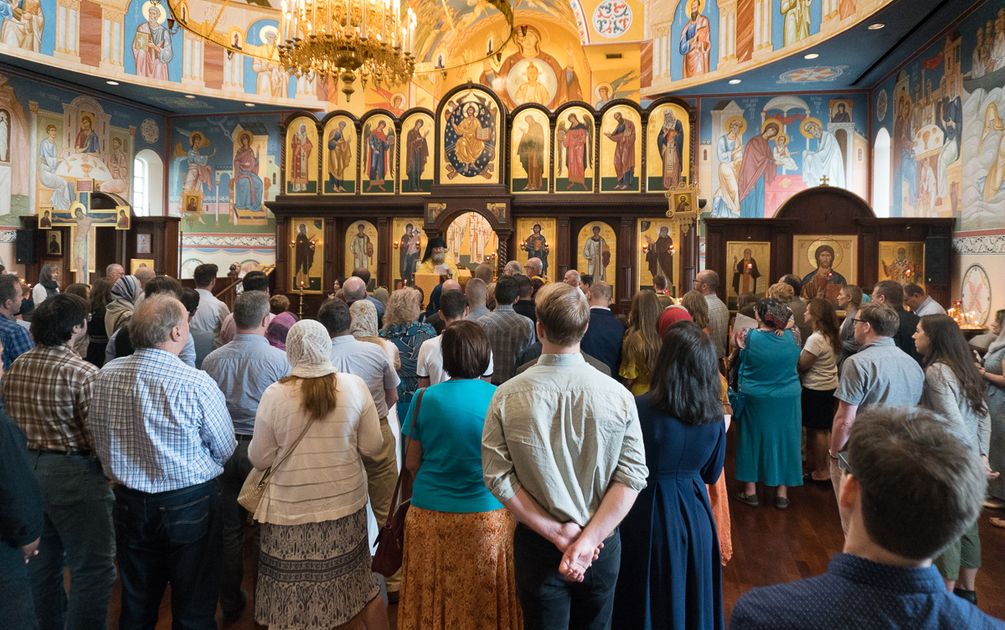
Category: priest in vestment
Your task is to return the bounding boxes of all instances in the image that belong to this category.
[417,236,459,277]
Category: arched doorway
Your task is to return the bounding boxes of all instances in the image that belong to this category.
[133,149,164,216]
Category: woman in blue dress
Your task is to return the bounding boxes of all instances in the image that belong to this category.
[734,298,803,509]
[613,321,726,630]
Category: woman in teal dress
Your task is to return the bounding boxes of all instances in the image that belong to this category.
[734,298,803,509]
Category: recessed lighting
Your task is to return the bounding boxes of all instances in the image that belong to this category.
[868,23,885,30]
[106,80,119,86]
[185,94,196,99]
[728,79,742,85]
[244,102,256,107]
[804,53,819,60]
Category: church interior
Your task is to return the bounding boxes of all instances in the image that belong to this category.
[1,0,1005,624]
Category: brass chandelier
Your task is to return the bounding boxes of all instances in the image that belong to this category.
[278,0,416,100]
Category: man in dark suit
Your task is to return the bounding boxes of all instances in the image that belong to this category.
[580,282,624,375]
[872,280,921,364]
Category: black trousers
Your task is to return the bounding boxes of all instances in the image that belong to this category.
[513,523,621,630]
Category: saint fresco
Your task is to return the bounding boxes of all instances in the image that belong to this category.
[600,106,641,192]
[511,108,549,193]
[440,88,500,184]
[285,116,318,194]
[554,106,594,193]
[345,220,378,278]
[291,217,323,292]
[516,217,556,282]
[361,114,395,193]
[392,218,423,287]
[646,102,691,191]
[577,221,616,294]
[322,115,356,194]
[400,112,433,193]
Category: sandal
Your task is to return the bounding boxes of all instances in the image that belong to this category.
[983,498,1005,510]
[735,491,759,507]
[775,497,791,510]
[990,517,1005,529]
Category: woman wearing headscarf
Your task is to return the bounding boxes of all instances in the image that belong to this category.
[31,263,61,306]
[265,312,298,351]
[249,320,388,629]
[104,275,140,337]
[734,298,803,509]
[349,299,400,371]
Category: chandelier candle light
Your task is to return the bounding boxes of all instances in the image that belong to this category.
[278,0,417,100]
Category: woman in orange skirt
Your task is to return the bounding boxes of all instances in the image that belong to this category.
[397,321,522,630]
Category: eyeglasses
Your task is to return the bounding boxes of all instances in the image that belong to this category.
[851,318,867,325]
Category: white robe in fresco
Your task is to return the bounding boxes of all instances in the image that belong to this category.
[39,137,72,210]
[803,130,845,188]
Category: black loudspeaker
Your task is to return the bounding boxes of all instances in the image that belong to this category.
[15,229,35,265]
[924,236,948,285]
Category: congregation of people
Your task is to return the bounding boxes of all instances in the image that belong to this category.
[1,252,1004,630]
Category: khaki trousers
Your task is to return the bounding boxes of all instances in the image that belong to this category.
[362,416,401,591]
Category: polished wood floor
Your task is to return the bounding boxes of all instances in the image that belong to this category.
[107,451,1005,628]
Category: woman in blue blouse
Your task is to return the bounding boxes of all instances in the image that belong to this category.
[398,321,521,629]
[734,298,803,509]
[380,287,436,419]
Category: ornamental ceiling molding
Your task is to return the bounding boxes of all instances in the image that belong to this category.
[952,234,1005,255]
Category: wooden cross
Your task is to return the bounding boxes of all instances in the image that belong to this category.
[820,175,830,186]
[43,182,126,282]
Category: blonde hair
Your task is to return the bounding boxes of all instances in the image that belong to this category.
[625,290,663,371]
[383,287,421,329]
[535,282,590,346]
[279,374,338,420]
[767,282,795,302]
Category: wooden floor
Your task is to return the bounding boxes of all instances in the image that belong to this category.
[107,455,1005,628]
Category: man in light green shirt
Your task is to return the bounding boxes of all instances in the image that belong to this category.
[482,282,648,630]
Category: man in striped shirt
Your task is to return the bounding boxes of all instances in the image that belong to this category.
[90,294,235,628]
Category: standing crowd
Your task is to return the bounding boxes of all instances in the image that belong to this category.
[0,257,1002,630]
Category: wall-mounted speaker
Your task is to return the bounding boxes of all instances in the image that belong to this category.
[924,236,948,286]
[15,229,35,265]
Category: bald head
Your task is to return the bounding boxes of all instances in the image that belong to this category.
[442,279,462,293]
[526,257,543,277]
[503,260,523,276]
[588,281,612,306]
[695,269,719,295]
[106,264,125,284]
[134,267,156,286]
[564,269,581,288]
[343,276,367,302]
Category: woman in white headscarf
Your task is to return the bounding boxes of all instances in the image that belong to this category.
[248,320,388,629]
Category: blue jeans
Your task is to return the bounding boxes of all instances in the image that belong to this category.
[29,452,116,630]
[218,438,255,616]
[513,524,621,630]
[114,479,223,630]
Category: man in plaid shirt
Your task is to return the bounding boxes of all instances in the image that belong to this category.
[2,293,114,629]
[0,273,32,369]
[477,275,536,384]
[90,294,235,628]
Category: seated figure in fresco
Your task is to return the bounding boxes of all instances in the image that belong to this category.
[801,244,846,302]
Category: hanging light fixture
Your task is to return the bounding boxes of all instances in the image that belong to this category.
[277,0,417,100]
[166,0,514,102]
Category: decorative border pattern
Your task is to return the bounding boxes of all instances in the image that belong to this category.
[182,234,276,249]
[952,235,1005,255]
[0,229,17,243]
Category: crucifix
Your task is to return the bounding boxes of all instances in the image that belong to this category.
[820,175,830,186]
[43,180,128,282]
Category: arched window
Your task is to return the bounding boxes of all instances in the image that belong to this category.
[132,149,164,216]
[872,128,891,217]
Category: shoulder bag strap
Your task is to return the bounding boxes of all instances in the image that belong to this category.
[382,387,425,528]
